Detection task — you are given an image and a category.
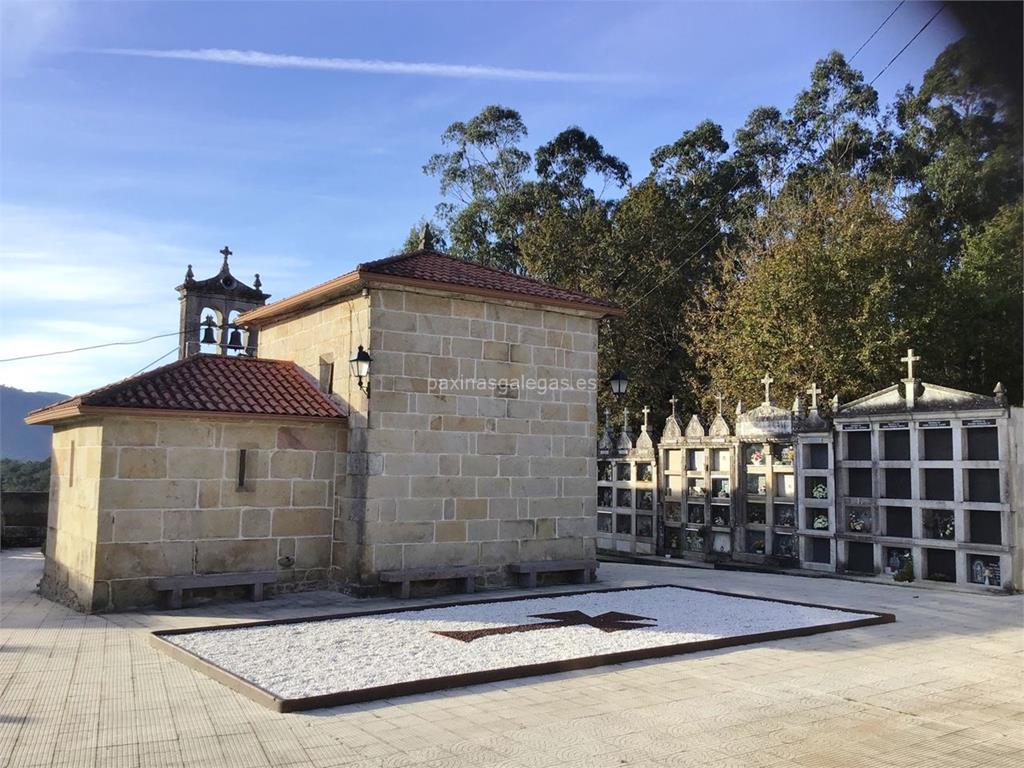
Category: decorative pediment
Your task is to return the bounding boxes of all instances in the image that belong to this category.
[684,415,706,439]
[662,414,683,442]
[835,381,1004,417]
[735,403,793,439]
[634,425,655,455]
[598,429,614,454]
[708,413,731,437]
[617,429,634,452]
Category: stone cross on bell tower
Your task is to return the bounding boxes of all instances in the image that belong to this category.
[177,246,270,359]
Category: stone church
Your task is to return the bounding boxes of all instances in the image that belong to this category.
[28,236,621,611]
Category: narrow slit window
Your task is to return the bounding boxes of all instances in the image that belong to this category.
[68,440,76,487]
[237,449,248,489]
[319,357,335,394]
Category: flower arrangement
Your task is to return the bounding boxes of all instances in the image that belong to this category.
[749,449,765,466]
[938,517,955,539]
[751,539,765,554]
[690,484,706,497]
[715,481,730,498]
[713,515,727,527]
[811,483,828,499]
[848,513,867,532]
[778,446,795,465]
[812,514,829,530]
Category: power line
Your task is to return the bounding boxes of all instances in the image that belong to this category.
[130,345,180,377]
[870,3,945,85]
[0,330,182,364]
[622,2,943,314]
[850,1,906,62]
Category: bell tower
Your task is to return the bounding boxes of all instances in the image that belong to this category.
[177,246,270,359]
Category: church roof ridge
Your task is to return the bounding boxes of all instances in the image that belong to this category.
[238,247,622,326]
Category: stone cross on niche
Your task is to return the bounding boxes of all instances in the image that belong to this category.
[220,245,232,264]
[901,348,920,379]
[641,405,650,428]
[716,392,725,414]
[761,372,774,404]
[604,407,611,427]
[669,395,678,415]
[622,407,630,431]
[806,382,821,410]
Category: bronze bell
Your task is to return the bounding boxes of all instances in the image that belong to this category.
[200,315,217,345]
[227,326,244,350]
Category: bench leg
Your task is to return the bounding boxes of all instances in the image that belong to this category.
[250,582,264,602]
[463,576,476,594]
[167,589,183,610]
[526,572,537,589]
[399,581,411,599]
[581,568,593,584]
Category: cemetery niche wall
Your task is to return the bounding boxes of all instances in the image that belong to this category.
[598,356,1022,592]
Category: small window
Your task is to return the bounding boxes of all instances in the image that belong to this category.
[885,507,913,538]
[923,468,954,501]
[883,430,910,461]
[884,468,912,499]
[806,443,829,469]
[966,427,999,461]
[809,537,831,564]
[68,440,76,488]
[847,468,872,497]
[968,509,1001,545]
[237,449,249,490]
[846,432,872,461]
[967,469,1001,503]
[319,356,335,394]
[923,429,953,460]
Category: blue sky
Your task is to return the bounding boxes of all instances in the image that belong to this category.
[0,1,960,396]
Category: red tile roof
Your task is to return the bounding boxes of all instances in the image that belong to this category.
[362,250,622,311]
[238,249,623,326]
[25,355,346,425]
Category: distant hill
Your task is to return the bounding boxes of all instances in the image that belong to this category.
[1,386,69,460]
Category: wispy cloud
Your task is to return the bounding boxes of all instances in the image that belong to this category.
[86,47,624,83]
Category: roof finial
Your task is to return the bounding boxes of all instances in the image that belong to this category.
[253,273,262,290]
[185,264,194,281]
[220,245,232,268]
[994,381,1007,406]
[419,223,435,251]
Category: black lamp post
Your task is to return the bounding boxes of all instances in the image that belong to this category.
[609,370,629,399]
[350,345,372,395]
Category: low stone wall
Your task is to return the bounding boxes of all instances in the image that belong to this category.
[1,491,48,548]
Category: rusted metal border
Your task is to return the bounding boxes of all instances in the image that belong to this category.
[149,584,895,713]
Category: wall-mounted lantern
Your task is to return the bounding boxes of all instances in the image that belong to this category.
[350,345,372,395]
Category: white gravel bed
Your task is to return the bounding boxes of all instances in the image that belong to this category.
[165,587,866,700]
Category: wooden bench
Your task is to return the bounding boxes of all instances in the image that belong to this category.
[150,571,278,609]
[509,559,599,588]
[379,566,485,599]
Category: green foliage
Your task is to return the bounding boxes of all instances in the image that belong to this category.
[694,177,920,410]
[416,40,1021,423]
[0,458,51,492]
[894,556,914,583]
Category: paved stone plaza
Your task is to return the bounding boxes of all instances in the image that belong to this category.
[1,549,1021,768]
